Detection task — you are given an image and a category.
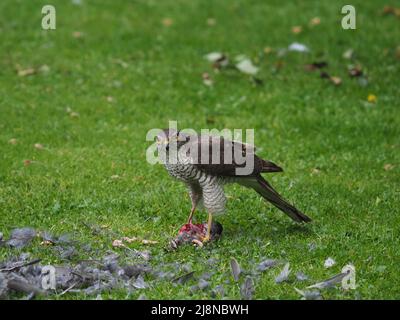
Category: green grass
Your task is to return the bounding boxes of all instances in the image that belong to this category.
[0,0,399,299]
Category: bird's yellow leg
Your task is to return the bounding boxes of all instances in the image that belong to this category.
[187,206,196,224]
[202,212,213,242]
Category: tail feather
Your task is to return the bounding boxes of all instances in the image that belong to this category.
[241,175,311,223]
[261,159,283,173]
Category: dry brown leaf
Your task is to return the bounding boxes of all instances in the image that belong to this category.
[311,168,321,175]
[348,65,363,77]
[23,160,32,166]
[291,26,302,34]
[162,18,173,27]
[384,164,395,171]
[202,72,213,86]
[18,68,36,77]
[141,239,158,245]
[330,76,342,86]
[72,31,84,38]
[9,138,18,145]
[112,239,124,247]
[263,47,273,55]
[34,143,44,150]
[310,17,321,26]
[207,18,216,26]
[122,236,138,243]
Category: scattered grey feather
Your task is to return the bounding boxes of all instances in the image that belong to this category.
[240,277,254,300]
[172,271,195,285]
[307,271,349,290]
[0,273,8,298]
[296,272,309,281]
[275,263,291,284]
[211,284,225,298]
[200,272,213,281]
[256,259,279,272]
[6,228,36,248]
[123,265,151,279]
[132,275,147,289]
[190,285,199,293]
[294,288,323,300]
[230,258,241,282]
[198,279,210,290]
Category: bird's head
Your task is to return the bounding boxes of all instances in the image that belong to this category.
[156,128,190,152]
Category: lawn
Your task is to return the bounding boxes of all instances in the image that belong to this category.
[0,0,399,299]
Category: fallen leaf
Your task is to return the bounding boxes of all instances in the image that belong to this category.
[122,236,137,243]
[395,46,400,59]
[309,17,321,26]
[204,52,229,69]
[343,49,354,60]
[23,160,32,166]
[291,26,302,34]
[304,61,328,71]
[207,18,216,26]
[112,239,124,247]
[384,164,395,171]
[263,47,273,55]
[72,31,84,38]
[202,72,213,86]
[34,143,44,150]
[162,18,173,27]
[141,239,158,245]
[9,138,17,145]
[18,68,36,77]
[38,65,50,73]
[311,168,321,175]
[348,65,363,77]
[236,59,259,75]
[205,52,224,62]
[367,94,377,103]
[382,6,400,16]
[330,76,342,86]
[320,72,342,86]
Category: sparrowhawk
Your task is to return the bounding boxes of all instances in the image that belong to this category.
[156,128,311,242]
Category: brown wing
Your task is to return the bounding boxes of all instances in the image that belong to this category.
[184,135,282,177]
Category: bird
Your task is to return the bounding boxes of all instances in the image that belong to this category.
[156,128,311,243]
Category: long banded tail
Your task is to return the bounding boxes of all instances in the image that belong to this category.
[244,175,311,223]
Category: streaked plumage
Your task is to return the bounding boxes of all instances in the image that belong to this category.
[156,129,311,241]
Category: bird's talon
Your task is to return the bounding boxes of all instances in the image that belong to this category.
[192,239,203,247]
